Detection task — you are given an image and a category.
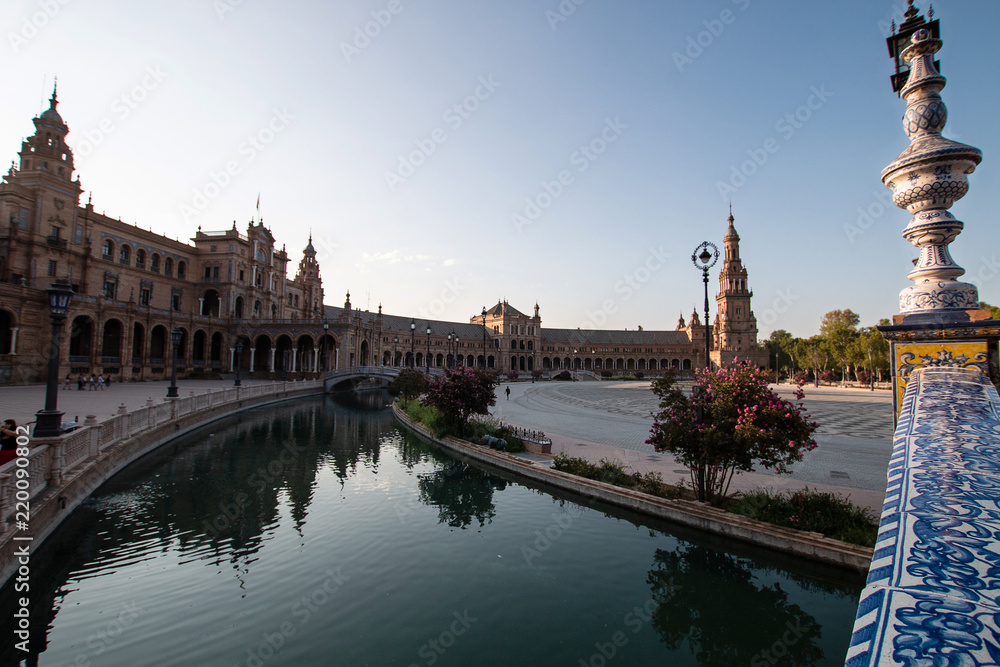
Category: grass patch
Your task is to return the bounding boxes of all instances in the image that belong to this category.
[723,488,878,548]
[552,454,676,500]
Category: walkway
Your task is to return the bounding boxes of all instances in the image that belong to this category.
[492,381,893,513]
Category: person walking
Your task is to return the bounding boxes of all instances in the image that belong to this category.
[77,374,85,390]
[97,374,105,390]
[63,373,72,390]
[105,375,112,388]
[88,374,97,391]
[505,386,510,400]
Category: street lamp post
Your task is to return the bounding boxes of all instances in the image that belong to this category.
[167,328,183,398]
[481,307,487,370]
[691,241,719,503]
[409,319,416,368]
[447,332,452,368]
[33,280,74,438]
[455,335,460,367]
[234,340,243,387]
[393,336,399,367]
[321,322,328,373]
[426,325,431,373]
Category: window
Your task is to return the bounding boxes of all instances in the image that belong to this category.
[50,225,60,239]
[171,293,181,311]
[47,260,56,276]
[136,249,146,269]
[139,288,151,306]
[164,257,173,276]
[177,261,186,279]
[16,208,28,229]
[239,269,245,283]
[204,266,211,279]
[212,266,219,279]
[74,225,83,244]
[150,254,160,273]
[103,281,116,299]
[119,245,130,265]
[102,239,114,260]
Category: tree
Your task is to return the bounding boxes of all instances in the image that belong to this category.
[423,367,499,436]
[980,301,1000,320]
[389,368,429,404]
[854,326,890,388]
[646,363,818,503]
[819,309,860,383]
[767,330,795,380]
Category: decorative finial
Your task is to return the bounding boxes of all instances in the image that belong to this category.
[928,4,933,20]
[50,78,58,109]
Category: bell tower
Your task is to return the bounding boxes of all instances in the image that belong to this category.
[294,232,324,317]
[713,209,758,362]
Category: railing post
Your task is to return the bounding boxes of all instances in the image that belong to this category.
[86,415,99,458]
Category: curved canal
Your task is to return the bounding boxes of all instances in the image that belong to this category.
[2,396,862,666]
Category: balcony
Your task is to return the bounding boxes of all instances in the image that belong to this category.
[100,356,121,365]
[68,356,91,364]
[46,236,67,249]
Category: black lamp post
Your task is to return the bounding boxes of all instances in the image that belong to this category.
[234,340,243,387]
[33,280,74,438]
[321,323,328,373]
[167,327,182,398]
[425,325,432,373]
[455,335,460,367]
[409,319,415,368]
[691,241,719,503]
[393,336,399,367]
[446,332,452,368]
[481,307,487,369]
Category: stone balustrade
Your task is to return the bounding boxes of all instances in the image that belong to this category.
[846,367,1000,665]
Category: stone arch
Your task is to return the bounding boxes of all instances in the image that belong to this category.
[164,256,174,276]
[360,339,370,366]
[100,319,124,361]
[202,289,221,317]
[297,335,316,372]
[0,309,15,355]
[150,325,168,363]
[69,315,95,361]
[192,329,208,363]
[135,248,146,269]
[102,238,115,260]
[131,322,145,364]
[210,332,224,365]
[235,296,245,319]
[177,261,186,280]
[683,359,692,370]
[254,335,273,372]
[150,253,160,273]
[275,334,293,372]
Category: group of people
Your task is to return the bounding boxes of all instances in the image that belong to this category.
[64,374,112,391]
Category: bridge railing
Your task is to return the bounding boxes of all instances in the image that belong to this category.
[0,379,323,531]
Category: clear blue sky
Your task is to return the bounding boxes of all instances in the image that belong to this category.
[2,0,997,338]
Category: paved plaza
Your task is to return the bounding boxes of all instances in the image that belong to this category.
[492,380,893,513]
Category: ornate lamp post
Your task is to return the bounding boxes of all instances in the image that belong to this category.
[481,307,488,369]
[691,242,719,503]
[167,328,182,398]
[425,325,432,373]
[455,335,460,367]
[446,332,453,368]
[34,280,74,438]
[234,340,243,387]
[409,319,416,368]
[692,242,719,371]
[393,336,399,367]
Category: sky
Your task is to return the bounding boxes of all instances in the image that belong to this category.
[2,0,998,339]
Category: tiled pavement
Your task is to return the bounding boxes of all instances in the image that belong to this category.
[494,381,894,513]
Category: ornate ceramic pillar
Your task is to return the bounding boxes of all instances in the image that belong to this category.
[882,24,982,317]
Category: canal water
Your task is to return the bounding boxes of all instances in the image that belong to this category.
[2,396,862,666]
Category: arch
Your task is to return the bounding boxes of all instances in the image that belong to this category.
[360,340,370,366]
[297,335,315,372]
[275,334,294,372]
[510,339,517,350]
[253,300,262,318]
[150,253,160,273]
[271,303,278,319]
[102,239,114,260]
[234,296,245,319]
[466,354,474,368]
[584,358,592,371]
[520,341,526,350]
[527,340,533,351]
[150,325,169,364]
[415,352,424,369]
[202,289,221,317]
[192,330,208,363]
[164,256,174,277]
[0,309,14,355]
[487,355,495,369]
[210,332,224,365]
[520,355,527,372]
[100,319,124,361]
[118,244,131,265]
[131,323,145,364]
[254,335,273,372]
[69,316,94,361]
[542,357,551,370]
[527,356,534,371]
[174,328,189,363]
[319,334,336,371]
[683,359,692,370]
[177,261,186,280]
[626,358,636,370]
[510,355,517,370]
[135,248,146,269]
[382,351,391,366]
[672,359,680,368]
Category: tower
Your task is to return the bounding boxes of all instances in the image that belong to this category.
[294,233,324,316]
[712,210,761,366]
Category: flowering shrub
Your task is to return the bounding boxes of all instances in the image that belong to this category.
[645,363,818,502]
[506,369,520,381]
[819,370,838,384]
[423,367,499,436]
[390,368,429,404]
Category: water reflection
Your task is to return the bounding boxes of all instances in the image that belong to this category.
[646,544,825,666]
[417,462,507,529]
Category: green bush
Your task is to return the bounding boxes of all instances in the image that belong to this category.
[552,455,675,499]
[725,488,878,547]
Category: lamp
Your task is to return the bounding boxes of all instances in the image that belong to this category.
[33,280,74,438]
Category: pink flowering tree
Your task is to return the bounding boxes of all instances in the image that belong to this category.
[646,362,818,503]
[423,367,499,437]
